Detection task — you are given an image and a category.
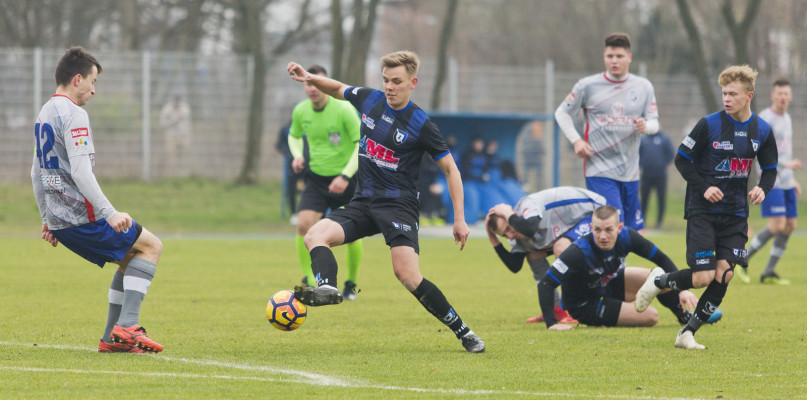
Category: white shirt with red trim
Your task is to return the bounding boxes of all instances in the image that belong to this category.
[758,107,795,189]
[556,72,659,181]
[31,95,116,230]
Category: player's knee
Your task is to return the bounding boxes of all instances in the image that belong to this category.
[643,307,659,326]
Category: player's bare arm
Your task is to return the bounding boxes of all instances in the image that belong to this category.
[287,62,349,100]
[436,154,469,250]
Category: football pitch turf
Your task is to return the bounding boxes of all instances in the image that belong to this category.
[2,233,806,399]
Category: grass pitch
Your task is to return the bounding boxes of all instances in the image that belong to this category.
[1,180,806,399]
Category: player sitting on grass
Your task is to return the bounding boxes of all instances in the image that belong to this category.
[485,186,606,324]
[538,205,722,330]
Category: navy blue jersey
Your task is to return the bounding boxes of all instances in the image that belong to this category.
[547,227,675,309]
[676,111,778,218]
[343,87,450,201]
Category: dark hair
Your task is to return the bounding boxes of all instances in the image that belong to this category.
[773,78,791,88]
[604,33,631,50]
[487,213,504,234]
[307,64,327,76]
[593,205,620,222]
[55,46,102,87]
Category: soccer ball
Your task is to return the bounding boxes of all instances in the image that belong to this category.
[266,290,307,331]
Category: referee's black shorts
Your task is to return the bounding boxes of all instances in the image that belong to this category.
[685,213,748,270]
[298,172,356,214]
[326,197,421,253]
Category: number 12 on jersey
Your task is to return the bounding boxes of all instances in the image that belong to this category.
[34,122,59,169]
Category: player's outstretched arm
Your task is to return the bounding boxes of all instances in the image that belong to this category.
[287,62,349,100]
[436,153,469,250]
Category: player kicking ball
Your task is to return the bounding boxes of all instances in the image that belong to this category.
[31,47,163,353]
[286,51,484,353]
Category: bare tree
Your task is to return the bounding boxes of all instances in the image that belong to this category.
[674,0,719,113]
[331,0,380,85]
[720,0,762,65]
[233,0,317,185]
[430,0,458,110]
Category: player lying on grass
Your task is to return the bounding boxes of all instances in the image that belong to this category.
[485,186,606,324]
[537,205,722,330]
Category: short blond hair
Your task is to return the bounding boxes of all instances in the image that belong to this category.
[380,50,419,77]
[718,65,758,93]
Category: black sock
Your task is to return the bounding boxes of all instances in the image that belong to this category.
[309,246,338,287]
[685,280,727,334]
[655,269,693,291]
[411,278,470,338]
[656,290,684,318]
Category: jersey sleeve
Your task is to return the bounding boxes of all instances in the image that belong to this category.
[756,126,779,193]
[627,228,677,273]
[289,103,304,139]
[419,119,450,160]
[675,117,709,193]
[64,111,95,158]
[343,86,373,111]
[642,81,659,120]
[557,79,586,118]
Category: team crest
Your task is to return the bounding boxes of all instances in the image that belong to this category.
[329,132,341,146]
[394,129,408,145]
[751,139,759,152]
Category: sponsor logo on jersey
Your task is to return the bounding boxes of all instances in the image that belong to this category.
[735,130,747,137]
[71,127,89,138]
[393,129,408,145]
[361,114,375,129]
[329,132,341,146]
[573,223,590,238]
[713,141,733,150]
[629,91,638,105]
[682,136,696,149]
[41,175,62,186]
[74,139,89,147]
[596,102,637,130]
[563,92,575,108]
[649,102,658,114]
[751,139,759,152]
[381,114,394,124]
[361,137,399,170]
[715,158,753,177]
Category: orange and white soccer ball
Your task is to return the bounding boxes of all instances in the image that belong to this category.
[266,290,307,331]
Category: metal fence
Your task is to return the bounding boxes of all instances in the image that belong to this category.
[2,48,805,194]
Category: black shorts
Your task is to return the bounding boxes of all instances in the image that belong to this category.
[326,197,421,253]
[566,268,625,327]
[685,214,748,270]
[297,172,356,214]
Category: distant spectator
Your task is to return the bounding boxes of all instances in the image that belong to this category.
[517,121,545,191]
[638,130,675,229]
[274,118,304,222]
[159,94,192,175]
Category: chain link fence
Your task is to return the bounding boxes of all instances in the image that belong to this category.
[3,48,805,198]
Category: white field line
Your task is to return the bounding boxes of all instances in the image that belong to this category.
[0,341,705,399]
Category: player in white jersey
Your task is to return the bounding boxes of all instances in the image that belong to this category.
[31,47,164,353]
[555,33,659,231]
[740,78,801,285]
[485,187,606,323]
